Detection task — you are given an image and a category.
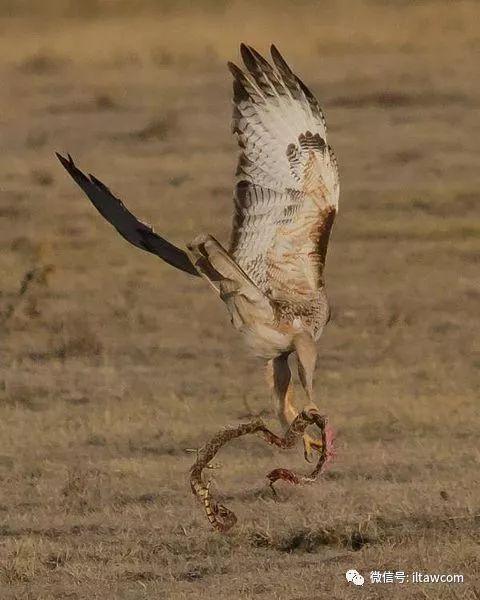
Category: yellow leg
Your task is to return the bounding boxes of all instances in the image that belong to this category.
[268,354,327,462]
[294,333,331,462]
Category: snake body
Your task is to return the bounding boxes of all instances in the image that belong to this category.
[190,410,332,532]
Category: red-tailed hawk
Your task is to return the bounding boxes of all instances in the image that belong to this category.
[57,44,338,529]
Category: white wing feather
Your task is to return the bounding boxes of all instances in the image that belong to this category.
[229,45,339,300]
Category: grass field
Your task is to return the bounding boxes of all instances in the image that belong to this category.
[0,1,479,598]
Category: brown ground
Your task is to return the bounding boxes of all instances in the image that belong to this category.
[0,1,479,599]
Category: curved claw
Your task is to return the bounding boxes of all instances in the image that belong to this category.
[303,434,323,463]
[302,411,336,464]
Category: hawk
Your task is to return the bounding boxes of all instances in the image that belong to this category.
[57,44,339,519]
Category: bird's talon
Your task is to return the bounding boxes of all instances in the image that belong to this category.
[303,448,314,463]
[302,435,323,463]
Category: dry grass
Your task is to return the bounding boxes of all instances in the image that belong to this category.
[0,1,479,598]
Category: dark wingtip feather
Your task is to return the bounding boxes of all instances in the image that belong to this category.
[241,44,270,81]
[228,62,251,103]
[227,61,243,78]
[270,44,281,61]
[248,45,271,68]
[240,43,255,68]
[89,173,111,194]
[55,152,70,167]
[270,44,292,74]
[56,152,79,174]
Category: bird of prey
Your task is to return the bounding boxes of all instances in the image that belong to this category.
[57,43,338,483]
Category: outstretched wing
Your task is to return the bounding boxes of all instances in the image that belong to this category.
[228,44,339,301]
[56,153,199,276]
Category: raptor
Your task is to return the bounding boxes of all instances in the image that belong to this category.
[57,44,339,531]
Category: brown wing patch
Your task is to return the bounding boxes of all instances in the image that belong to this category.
[308,206,336,286]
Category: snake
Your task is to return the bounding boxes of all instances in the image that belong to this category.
[189,409,333,532]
